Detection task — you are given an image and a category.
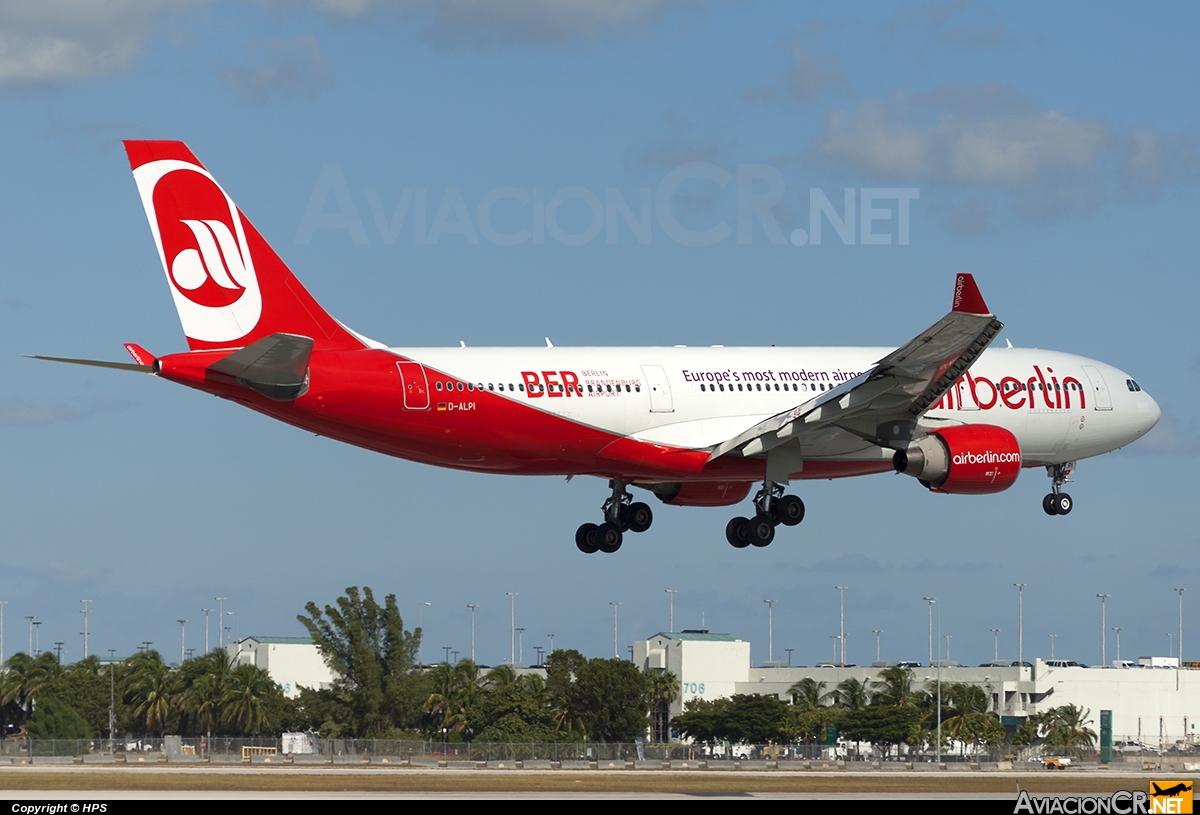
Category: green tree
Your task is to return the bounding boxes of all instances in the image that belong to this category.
[545,650,650,742]
[789,677,832,711]
[297,586,424,736]
[123,651,173,735]
[833,677,870,710]
[25,697,92,739]
[870,667,918,707]
[222,663,280,735]
[645,670,679,743]
[1,652,63,720]
[837,705,924,758]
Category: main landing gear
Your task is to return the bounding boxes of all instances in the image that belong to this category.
[576,480,654,554]
[725,482,805,549]
[1043,462,1075,516]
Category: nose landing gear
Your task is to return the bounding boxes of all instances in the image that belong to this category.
[1043,462,1075,516]
[575,480,654,554]
[726,482,805,548]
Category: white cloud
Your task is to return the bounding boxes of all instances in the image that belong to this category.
[813,84,1199,218]
[883,0,1018,49]
[222,36,333,103]
[0,0,198,86]
[301,0,685,48]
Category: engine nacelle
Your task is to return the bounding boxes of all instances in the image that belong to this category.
[893,425,1022,495]
[652,481,753,507]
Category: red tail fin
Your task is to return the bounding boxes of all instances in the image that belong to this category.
[124,140,364,352]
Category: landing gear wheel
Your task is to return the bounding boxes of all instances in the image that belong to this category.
[776,495,805,526]
[623,502,653,533]
[596,522,623,553]
[576,523,599,554]
[1043,494,1058,516]
[726,517,750,548]
[748,514,775,547]
[1052,493,1072,515]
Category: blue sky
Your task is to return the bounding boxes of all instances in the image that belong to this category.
[1,1,1198,671]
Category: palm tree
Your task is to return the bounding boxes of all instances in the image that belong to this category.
[833,677,870,710]
[0,652,62,720]
[423,659,480,737]
[123,651,172,735]
[870,667,917,707]
[789,677,832,711]
[1039,704,1096,757]
[645,670,679,742]
[222,663,276,735]
[173,650,233,735]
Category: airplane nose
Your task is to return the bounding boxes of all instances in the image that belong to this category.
[1144,392,1162,432]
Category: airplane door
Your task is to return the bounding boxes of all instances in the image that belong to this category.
[1080,365,1112,410]
[396,361,431,410]
[641,365,674,413]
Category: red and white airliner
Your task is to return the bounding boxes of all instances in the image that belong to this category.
[33,141,1161,553]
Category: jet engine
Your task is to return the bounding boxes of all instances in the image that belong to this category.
[893,425,1022,494]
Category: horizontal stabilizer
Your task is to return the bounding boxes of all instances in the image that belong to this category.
[208,332,313,401]
[23,354,153,373]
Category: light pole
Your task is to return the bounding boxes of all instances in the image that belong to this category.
[418,602,431,667]
[1049,633,1057,660]
[516,627,526,665]
[1014,584,1026,666]
[835,587,847,667]
[0,600,6,665]
[201,608,212,655]
[226,611,239,647]
[80,600,92,659]
[830,635,839,662]
[507,592,518,665]
[991,628,1001,661]
[26,616,35,656]
[764,599,777,664]
[443,646,451,663]
[467,604,479,664]
[610,602,622,659]
[665,589,677,633]
[548,633,555,654]
[1168,632,1175,659]
[873,630,882,663]
[923,597,936,666]
[1175,587,1186,691]
[944,634,953,663]
[53,642,64,663]
[1113,627,1123,666]
[178,619,188,664]
[785,648,794,667]
[214,598,227,650]
[1097,594,1110,667]
[32,620,42,656]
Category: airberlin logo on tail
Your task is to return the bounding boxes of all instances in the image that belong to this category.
[132,159,263,343]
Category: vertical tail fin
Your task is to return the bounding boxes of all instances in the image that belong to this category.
[124,140,365,352]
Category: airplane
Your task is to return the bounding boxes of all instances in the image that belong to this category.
[1152,783,1193,798]
[30,141,1161,554]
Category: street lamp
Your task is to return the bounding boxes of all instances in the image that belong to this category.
[1049,633,1057,660]
[1112,627,1122,667]
[1014,584,1026,666]
[178,619,188,664]
[1175,588,1186,691]
[922,598,936,666]
[665,589,677,633]
[516,628,526,666]
[1168,632,1175,659]
[214,597,227,650]
[201,608,212,655]
[609,602,622,659]
[507,592,518,665]
[467,604,479,664]
[785,647,794,667]
[873,630,882,663]
[764,600,777,664]
[26,616,35,656]
[1096,594,1110,667]
[835,587,848,667]
[990,628,1001,662]
[80,600,92,659]
[32,620,42,656]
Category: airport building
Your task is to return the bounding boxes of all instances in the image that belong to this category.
[633,631,1200,747]
[227,636,335,699]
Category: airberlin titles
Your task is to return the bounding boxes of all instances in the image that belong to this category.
[514,362,1084,410]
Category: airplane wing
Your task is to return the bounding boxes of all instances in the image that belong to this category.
[708,274,1003,471]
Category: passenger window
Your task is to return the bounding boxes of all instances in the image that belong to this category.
[436,382,443,391]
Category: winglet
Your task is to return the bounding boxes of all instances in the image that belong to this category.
[124,343,156,367]
[951,274,989,315]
